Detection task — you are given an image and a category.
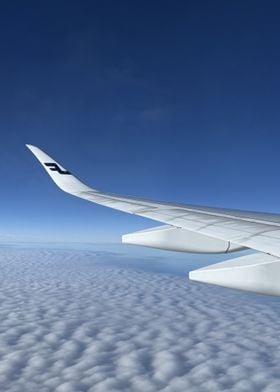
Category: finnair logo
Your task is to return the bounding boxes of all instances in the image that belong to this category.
[44,162,71,175]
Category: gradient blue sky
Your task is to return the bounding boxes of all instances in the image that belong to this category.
[1,1,280,244]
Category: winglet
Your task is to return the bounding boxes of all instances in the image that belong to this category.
[26,144,93,194]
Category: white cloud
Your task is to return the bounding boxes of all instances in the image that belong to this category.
[0,248,279,391]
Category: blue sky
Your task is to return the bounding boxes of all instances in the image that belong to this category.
[1,1,280,244]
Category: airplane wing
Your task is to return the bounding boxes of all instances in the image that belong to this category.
[26,144,280,296]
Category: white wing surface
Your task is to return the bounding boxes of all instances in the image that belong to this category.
[26,144,280,295]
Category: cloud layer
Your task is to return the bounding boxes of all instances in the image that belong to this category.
[0,248,280,391]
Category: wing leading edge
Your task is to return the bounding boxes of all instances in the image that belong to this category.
[26,144,280,295]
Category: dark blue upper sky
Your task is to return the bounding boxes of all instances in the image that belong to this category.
[2,0,280,243]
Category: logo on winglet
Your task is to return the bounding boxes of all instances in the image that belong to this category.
[44,162,71,175]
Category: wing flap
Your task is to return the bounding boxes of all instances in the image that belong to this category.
[123,225,245,253]
[189,253,280,296]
